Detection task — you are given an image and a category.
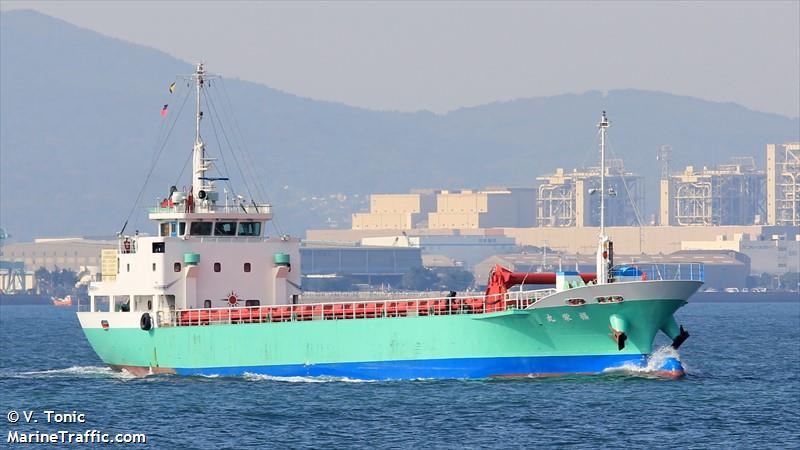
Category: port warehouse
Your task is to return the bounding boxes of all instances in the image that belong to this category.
[0,237,113,293]
[300,244,422,286]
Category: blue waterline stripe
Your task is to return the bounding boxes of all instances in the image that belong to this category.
[172,354,656,380]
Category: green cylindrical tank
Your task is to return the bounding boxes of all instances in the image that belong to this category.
[273,253,290,266]
[184,253,201,265]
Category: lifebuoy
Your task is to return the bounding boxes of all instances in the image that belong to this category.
[140,312,152,331]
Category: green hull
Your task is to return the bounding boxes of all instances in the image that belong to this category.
[81,299,686,378]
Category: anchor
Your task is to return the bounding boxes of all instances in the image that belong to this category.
[609,314,628,351]
[660,315,690,349]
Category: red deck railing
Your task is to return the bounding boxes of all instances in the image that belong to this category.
[159,289,556,328]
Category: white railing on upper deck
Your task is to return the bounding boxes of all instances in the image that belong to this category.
[195,237,266,244]
[614,263,704,282]
[157,288,557,328]
[149,203,272,215]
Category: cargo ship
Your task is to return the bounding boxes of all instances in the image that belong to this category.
[77,64,701,379]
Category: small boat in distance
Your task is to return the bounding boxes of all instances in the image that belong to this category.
[52,295,74,307]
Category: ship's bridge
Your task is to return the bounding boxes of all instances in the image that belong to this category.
[148,203,272,238]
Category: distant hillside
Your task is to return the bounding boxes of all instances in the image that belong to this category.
[2,10,798,242]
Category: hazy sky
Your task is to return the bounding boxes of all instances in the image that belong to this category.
[2,1,799,117]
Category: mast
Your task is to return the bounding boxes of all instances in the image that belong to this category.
[596,111,612,284]
[191,62,206,197]
[599,111,608,236]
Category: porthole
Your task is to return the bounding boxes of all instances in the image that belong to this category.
[244,262,251,273]
[174,262,181,272]
[214,262,221,272]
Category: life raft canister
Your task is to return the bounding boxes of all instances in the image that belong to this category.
[140,312,152,331]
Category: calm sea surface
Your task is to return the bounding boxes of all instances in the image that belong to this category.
[1,301,798,449]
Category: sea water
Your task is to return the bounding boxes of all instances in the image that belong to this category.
[1,301,798,449]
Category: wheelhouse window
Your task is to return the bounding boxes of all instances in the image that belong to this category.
[214,222,237,236]
[178,222,186,236]
[190,221,212,236]
[238,222,261,237]
[163,221,178,237]
[160,222,170,237]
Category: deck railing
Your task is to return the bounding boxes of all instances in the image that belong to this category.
[617,263,704,282]
[149,203,272,215]
[157,288,556,328]
[118,237,137,254]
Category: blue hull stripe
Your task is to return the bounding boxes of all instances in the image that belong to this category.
[173,354,658,380]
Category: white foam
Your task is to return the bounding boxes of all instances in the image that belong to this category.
[242,372,374,383]
[14,365,137,380]
[602,346,687,378]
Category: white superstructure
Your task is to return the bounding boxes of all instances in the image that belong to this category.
[85,63,301,319]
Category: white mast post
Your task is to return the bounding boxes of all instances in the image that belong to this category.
[600,111,607,236]
[596,111,610,284]
[192,62,205,198]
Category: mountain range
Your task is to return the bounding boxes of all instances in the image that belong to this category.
[1,10,798,242]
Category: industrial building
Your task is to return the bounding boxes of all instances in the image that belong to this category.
[427,188,536,229]
[767,142,800,227]
[310,223,790,257]
[660,158,765,226]
[351,190,436,230]
[536,161,644,227]
[682,231,799,275]
[300,244,422,287]
[0,237,114,272]
[360,232,516,268]
[503,224,797,256]
[352,188,536,230]
[0,261,36,294]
